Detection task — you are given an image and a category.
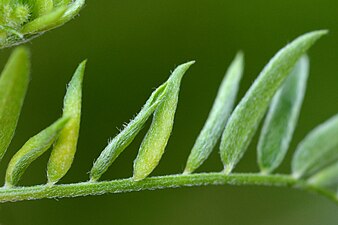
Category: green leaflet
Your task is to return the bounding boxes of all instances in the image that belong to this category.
[292,115,338,178]
[21,7,67,34]
[308,162,338,189]
[0,47,30,163]
[257,56,309,174]
[184,52,244,174]
[90,82,168,182]
[133,61,195,181]
[29,0,86,33]
[32,0,54,18]
[47,61,86,184]
[5,117,69,187]
[219,30,327,174]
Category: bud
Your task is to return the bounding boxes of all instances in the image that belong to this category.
[0,0,85,49]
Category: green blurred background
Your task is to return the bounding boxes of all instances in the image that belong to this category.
[0,0,338,224]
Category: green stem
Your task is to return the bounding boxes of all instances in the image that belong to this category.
[0,173,336,203]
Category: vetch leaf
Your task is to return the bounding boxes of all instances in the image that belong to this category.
[5,117,69,187]
[258,56,309,174]
[219,30,327,174]
[21,7,67,34]
[47,60,86,184]
[308,162,338,189]
[184,52,244,174]
[292,114,338,178]
[133,61,195,181]
[90,82,168,182]
[0,47,30,162]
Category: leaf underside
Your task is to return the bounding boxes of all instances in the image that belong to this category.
[258,56,309,174]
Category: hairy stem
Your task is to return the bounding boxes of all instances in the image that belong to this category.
[0,173,336,203]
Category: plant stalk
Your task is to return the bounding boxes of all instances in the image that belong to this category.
[0,173,336,204]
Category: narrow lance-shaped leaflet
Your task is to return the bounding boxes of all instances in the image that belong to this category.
[220,30,327,174]
[21,6,67,34]
[47,60,86,184]
[184,52,244,174]
[133,61,195,181]
[292,114,338,178]
[5,117,69,187]
[23,0,85,34]
[90,82,168,182]
[257,56,309,174]
[0,47,30,163]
